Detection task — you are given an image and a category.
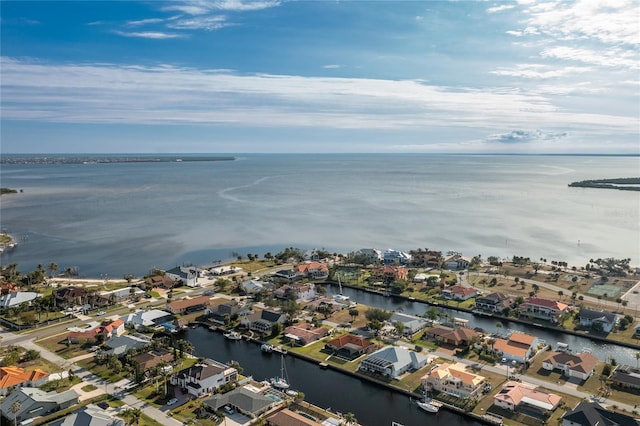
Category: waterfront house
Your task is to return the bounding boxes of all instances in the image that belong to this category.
[371,266,409,282]
[273,269,298,282]
[145,275,176,290]
[409,249,443,267]
[166,295,211,314]
[492,332,537,364]
[0,291,40,309]
[494,381,561,415]
[0,366,49,395]
[242,309,287,334]
[355,248,383,264]
[49,403,125,426]
[383,249,412,265]
[208,300,243,324]
[424,325,480,347]
[100,287,144,302]
[171,358,237,397]
[518,297,569,323]
[307,297,348,313]
[203,386,276,419]
[388,312,429,335]
[266,408,323,426]
[577,308,618,333]
[103,334,151,358]
[0,387,79,424]
[610,365,640,393]
[474,292,511,313]
[441,285,478,301]
[443,253,470,270]
[294,262,329,280]
[542,351,598,381]
[325,334,376,359]
[131,350,175,374]
[358,346,427,379]
[303,248,322,261]
[165,266,199,287]
[209,265,242,276]
[283,323,330,346]
[422,362,486,398]
[274,283,317,302]
[561,401,640,426]
[122,309,173,329]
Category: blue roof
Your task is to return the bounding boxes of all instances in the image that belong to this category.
[162,322,177,330]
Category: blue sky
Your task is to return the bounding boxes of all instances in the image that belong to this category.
[1,0,638,154]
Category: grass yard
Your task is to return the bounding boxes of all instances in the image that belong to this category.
[75,358,129,383]
[35,333,93,359]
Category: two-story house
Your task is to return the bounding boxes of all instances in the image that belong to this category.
[441,285,478,301]
[165,266,199,287]
[474,292,511,313]
[518,297,570,323]
[171,359,238,397]
[422,363,486,398]
[294,262,329,280]
[241,309,287,335]
[577,308,618,333]
[542,351,598,381]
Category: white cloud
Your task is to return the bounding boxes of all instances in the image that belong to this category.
[166,15,230,31]
[0,57,636,138]
[487,4,515,13]
[162,0,280,15]
[111,31,187,39]
[323,64,341,69]
[125,18,166,27]
[491,63,591,79]
[540,46,639,70]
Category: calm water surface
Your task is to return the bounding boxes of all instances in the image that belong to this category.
[1,154,638,276]
[185,326,481,426]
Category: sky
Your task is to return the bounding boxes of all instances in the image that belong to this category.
[1,0,639,154]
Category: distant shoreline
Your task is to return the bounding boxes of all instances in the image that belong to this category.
[0,155,235,165]
[568,177,640,191]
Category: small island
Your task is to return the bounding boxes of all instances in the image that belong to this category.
[568,177,640,191]
[0,187,19,195]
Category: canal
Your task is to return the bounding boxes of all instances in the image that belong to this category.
[326,285,639,365]
[185,326,482,426]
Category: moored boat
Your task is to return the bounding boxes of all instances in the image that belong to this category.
[415,398,442,413]
[223,331,242,340]
[270,355,290,390]
[273,345,288,355]
[261,343,274,353]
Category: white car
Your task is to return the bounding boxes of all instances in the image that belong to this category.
[96,311,106,316]
[167,398,178,406]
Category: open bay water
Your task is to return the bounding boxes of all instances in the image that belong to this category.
[1,154,639,277]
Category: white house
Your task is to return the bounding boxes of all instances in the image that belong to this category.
[240,279,268,295]
[170,359,238,397]
[542,351,599,381]
[0,291,40,309]
[494,381,561,414]
[358,346,427,379]
[577,308,618,333]
[389,312,429,335]
[100,287,144,302]
[443,253,471,270]
[441,285,478,301]
[355,248,383,263]
[383,249,412,265]
[165,266,199,287]
[122,309,172,329]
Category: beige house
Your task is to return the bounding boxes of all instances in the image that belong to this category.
[422,363,486,398]
[494,381,561,415]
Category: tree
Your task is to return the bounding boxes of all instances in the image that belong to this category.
[48,262,58,279]
[342,412,357,425]
[11,401,20,426]
[394,321,405,336]
[348,308,359,322]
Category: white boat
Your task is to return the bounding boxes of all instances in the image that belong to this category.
[223,331,242,340]
[273,345,288,355]
[261,343,274,353]
[270,355,290,390]
[415,398,442,413]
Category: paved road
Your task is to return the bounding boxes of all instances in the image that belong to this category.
[0,329,183,426]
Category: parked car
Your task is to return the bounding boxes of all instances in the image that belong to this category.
[223,405,235,415]
[96,311,106,316]
[167,398,178,406]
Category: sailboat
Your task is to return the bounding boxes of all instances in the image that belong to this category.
[270,355,290,390]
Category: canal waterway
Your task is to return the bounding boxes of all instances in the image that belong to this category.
[185,326,482,426]
[325,285,639,365]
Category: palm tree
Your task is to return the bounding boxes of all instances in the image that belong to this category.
[49,262,58,279]
[11,401,21,426]
[342,412,357,425]
[635,352,640,369]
